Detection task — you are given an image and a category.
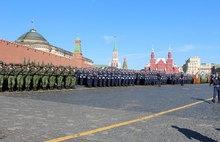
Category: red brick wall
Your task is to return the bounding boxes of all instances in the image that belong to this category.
[0,39,93,68]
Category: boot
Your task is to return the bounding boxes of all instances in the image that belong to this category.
[0,88,2,92]
[211,99,215,103]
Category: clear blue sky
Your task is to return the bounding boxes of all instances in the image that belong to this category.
[1,0,220,70]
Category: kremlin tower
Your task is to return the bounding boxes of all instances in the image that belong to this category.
[122,56,128,69]
[111,36,120,68]
[73,36,82,57]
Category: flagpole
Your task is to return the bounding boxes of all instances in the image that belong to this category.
[31,20,34,29]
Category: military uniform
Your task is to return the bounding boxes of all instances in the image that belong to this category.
[64,67,71,89]
[70,67,76,89]
[32,66,41,91]
[110,71,115,86]
[56,66,64,89]
[7,63,16,91]
[98,70,103,87]
[15,64,24,91]
[87,70,93,87]
[0,61,5,91]
[48,66,56,90]
[103,70,107,87]
[93,70,98,87]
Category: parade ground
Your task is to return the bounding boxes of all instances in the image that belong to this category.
[0,84,220,142]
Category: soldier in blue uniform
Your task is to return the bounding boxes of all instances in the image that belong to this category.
[135,72,140,85]
[106,69,111,87]
[79,69,84,85]
[131,72,136,86]
[180,72,184,86]
[103,69,107,87]
[118,71,122,86]
[111,70,115,86]
[146,72,151,85]
[98,69,103,87]
[156,72,161,87]
[114,71,118,86]
[128,71,132,86]
[93,70,98,87]
[171,73,175,85]
[87,70,93,87]
[211,73,220,103]
[125,72,129,86]
[121,71,125,86]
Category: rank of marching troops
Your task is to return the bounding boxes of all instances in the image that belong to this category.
[0,61,77,92]
[0,60,193,92]
[76,67,193,88]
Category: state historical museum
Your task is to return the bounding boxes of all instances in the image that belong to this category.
[145,47,179,73]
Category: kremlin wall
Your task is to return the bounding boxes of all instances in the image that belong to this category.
[0,28,94,68]
[0,27,180,72]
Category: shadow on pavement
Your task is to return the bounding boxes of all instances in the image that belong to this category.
[171,125,217,142]
[216,128,220,131]
[190,97,212,104]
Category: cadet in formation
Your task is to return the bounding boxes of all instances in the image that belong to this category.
[75,67,193,88]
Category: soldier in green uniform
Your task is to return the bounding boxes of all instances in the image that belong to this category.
[24,64,33,91]
[70,67,77,89]
[7,63,16,92]
[0,61,6,92]
[32,65,41,91]
[15,64,24,91]
[56,66,65,90]
[48,65,56,90]
[64,66,71,89]
[41,65,49,90]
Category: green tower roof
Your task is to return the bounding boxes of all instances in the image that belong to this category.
[113,37,117,51]
[122,57,128,69]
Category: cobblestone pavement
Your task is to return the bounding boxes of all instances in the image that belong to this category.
[0,84,219,142]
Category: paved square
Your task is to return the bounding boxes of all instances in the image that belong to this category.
[0,84,219,142]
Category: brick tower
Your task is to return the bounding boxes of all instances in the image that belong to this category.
[72,36,83,66]
[149,45,156,70]
[166,46,173,73]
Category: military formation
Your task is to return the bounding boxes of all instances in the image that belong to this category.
[76,67,193,88]
[0,61,193,92]
[0,61,77,92]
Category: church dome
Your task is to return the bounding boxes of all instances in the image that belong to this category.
[15,29,49,45]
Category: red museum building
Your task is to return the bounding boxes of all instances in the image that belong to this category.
[145,47,179,73]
